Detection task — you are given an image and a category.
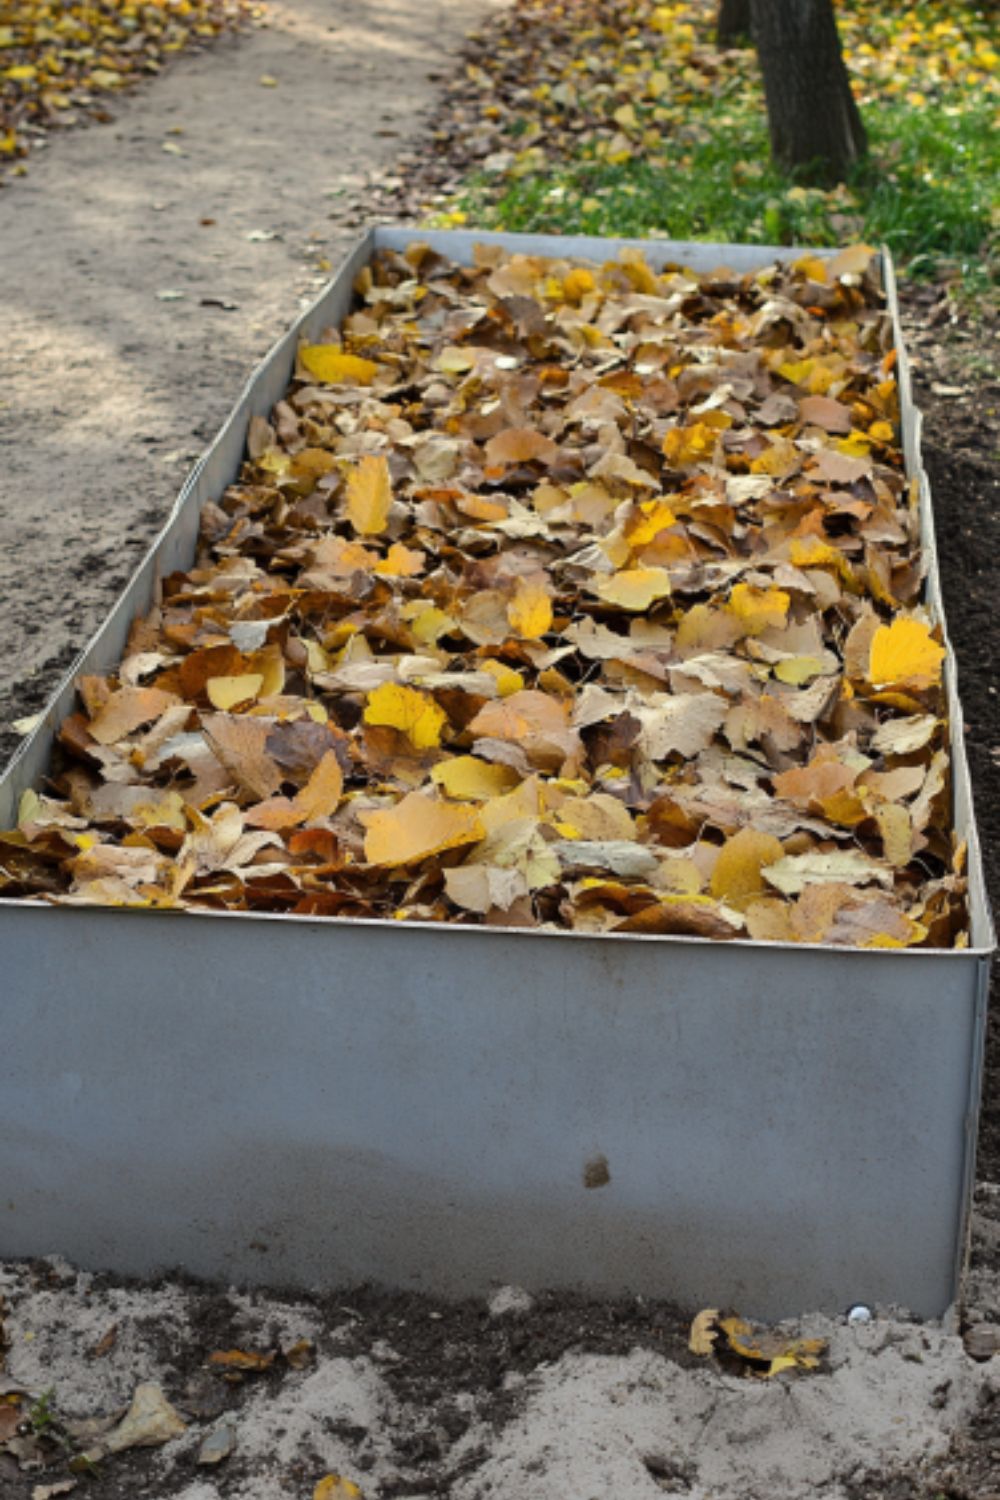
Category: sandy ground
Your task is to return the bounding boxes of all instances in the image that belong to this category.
[1,1257,998,1499]
[1,3,998,1496]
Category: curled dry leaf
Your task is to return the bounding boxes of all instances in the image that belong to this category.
[1,244,966,947]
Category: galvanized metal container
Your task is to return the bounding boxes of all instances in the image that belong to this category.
[1,229,993,1318]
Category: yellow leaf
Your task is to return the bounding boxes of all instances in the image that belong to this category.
[375,542,424,577]
[773,655,826,686]
[507,579,553,639]
[662,421,717,466]
[868,617,945,691]
[689,1309,720,1356]
[789,537,854,585]
[480,658,525,697]
[346,455,393,536]
[431,756,520,800]
[562,268,595,303]
[5,64,36,81]
[624,498,677,550]
[300,346,379,385]
[206,674,264,711]
[727,583,789,635]
[406,603,456,646]
[363,682,446,749]
[363,791,483,866]
[710,827,785,909]
[314,1478,363,1500]
[595,567,672,611]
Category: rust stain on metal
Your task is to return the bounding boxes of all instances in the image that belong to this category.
[583,1154,611,1189]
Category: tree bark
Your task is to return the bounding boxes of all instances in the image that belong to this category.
[749,0,867,184]
[717,0,751,46]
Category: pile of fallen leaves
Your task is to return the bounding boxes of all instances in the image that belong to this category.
[0,0,253,175]
[0,242,969,948]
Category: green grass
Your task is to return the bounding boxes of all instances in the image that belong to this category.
[451,97,998,294]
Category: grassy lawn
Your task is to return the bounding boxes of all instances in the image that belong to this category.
[433,0,998,296]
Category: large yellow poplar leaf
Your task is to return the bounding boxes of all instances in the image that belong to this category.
[300,346,379,385]
[709,827,785,909]
[727,583,789,635]
[595,567,672,611]
[507,578,553,639]
[206,674,263,711]
[868,617,945,691]
[562,267,596,303]
[346,454,393,536]
[363,682,446,750]
[363,791,484,867]
[624,498,677,550]
[431,756,520,801]
[480,658,525,697]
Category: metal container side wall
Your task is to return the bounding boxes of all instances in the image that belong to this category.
[0,229,991,1313]
[0,900,986,1318]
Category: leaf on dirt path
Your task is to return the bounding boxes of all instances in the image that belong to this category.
[362,791,483,867]
[208,1349,276,1372]
[688,1308,720,1356]
[346,454,393,536]
[314,1478,363,1500]
[85,1384,186,1459]
[689,1309,825,1377]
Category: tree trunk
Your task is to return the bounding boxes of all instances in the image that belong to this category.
[717,0,752,46]
[749,0,867,184]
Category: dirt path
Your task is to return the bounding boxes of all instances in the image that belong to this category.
[0,0,496,758]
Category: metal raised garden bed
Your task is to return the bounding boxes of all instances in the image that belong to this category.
[0,227,993,1319]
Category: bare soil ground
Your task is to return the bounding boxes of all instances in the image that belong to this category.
[1,4,998,1497]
